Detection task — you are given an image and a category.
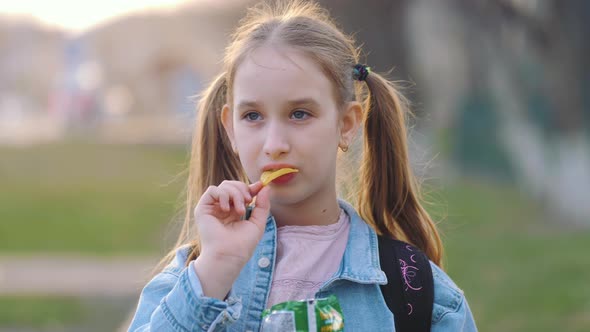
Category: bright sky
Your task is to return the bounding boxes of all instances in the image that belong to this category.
[0,0,199,31]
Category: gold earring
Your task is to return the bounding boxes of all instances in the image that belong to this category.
[339,139,349,152]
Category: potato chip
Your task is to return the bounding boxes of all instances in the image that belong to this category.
[261,168,299,186]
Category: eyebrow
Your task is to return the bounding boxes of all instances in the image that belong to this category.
[235,100,259,111]
[287,98,320,108]
[235,97,320,111]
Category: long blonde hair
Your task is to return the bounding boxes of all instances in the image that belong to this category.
[159,0,443,270]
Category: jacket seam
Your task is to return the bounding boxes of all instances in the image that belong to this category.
[161,300,191,332]
[432,292,465,324]
[179,271,226,327]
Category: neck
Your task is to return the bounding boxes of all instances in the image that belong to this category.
[270,189,341,227]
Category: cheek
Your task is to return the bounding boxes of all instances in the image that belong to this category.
[237,151,258,182]
[309,124,340,150]
[233,129,260,179]
[300,134,338,168]
[236,142,256,164]
[233,125,254,151]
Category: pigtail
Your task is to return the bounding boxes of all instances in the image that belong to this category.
[357,72,444,267]
[183,73,249,264]
[194,73,247,194]
[154,73,247,269]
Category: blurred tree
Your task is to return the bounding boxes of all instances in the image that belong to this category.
[319,0,409,79]
[406,0,590,225]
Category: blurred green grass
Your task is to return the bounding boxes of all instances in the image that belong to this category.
[0,142,588,331]
[0,296,86,328]
[439,180,590,332]
[0,295,135,331]
[0,142,187,255]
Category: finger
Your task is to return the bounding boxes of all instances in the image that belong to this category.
[219,181,250,214]
[198,185,218,206]
[235,181,253,202]
[223,181,252,204]
[223,184,247,215]
[248,181,264,196]
[216,188,230,212]
[195,186,229,220]
[248,186,271,230]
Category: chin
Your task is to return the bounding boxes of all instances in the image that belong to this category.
[269,185,317,207]
[269,192,302,206]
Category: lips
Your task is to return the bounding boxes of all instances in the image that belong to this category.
[261,163,297,172]
[270,172,296,184]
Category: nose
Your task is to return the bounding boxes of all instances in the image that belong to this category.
[262,120,290,160]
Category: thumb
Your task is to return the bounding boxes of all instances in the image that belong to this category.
[248,186,271,229]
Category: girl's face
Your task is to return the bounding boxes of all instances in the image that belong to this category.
[222,45,360,206]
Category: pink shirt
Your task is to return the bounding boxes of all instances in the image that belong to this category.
[266,208,350,308]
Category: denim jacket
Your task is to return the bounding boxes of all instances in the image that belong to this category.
[129,200,477,331]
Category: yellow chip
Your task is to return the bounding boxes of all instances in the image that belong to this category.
[261,168,299,186]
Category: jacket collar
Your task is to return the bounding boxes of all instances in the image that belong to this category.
[336,199,387,285]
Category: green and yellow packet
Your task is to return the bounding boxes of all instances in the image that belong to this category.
[261,295,344,332]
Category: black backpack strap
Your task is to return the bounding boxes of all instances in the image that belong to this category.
[378,235,434,332]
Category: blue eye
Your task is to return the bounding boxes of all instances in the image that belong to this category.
[291,110,310,120]
[244,112,262,121]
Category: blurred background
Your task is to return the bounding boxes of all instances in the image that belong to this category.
[0,0,588,331]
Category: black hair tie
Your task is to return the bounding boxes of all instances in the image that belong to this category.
[353,64,371,81]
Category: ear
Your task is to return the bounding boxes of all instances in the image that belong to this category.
[339,101,363,148]
[220,104,237,152]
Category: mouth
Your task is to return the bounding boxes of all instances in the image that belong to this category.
[260,167,299,186]
[261,163,298,172]
[269,171,297,185]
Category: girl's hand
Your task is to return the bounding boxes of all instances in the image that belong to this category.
[193,180,271,266]
[192,180,270,299]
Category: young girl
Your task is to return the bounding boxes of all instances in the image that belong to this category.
[129,1,477,331]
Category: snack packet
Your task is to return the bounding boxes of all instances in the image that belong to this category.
[261,295,344,332]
